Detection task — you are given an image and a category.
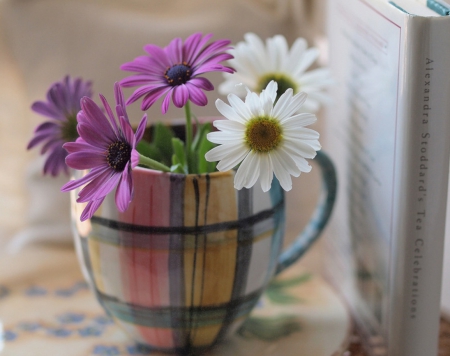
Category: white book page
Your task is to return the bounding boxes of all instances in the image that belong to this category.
[326,0,402,345]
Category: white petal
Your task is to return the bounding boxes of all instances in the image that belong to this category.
[243,33,269,73]
[285,38,307,72]
[280,144,313,172]
[270,152,293,191]
[303,139,322,152]
[260,81,277,114]
[205,142,246,162]
[273,88,294,118]
[267,35,288,70]
[276,91,308,120]
[292,47,320,77]
[283,138,319,159]
[259,155,274,192]
[245,91,263,117]
[234,151,260,190]
[207,131,244,145]
[261,80,278,103]
[213,119,246,132]
[216,146,250,171]
[280,113,317,127]
[215,99,247,124]
[283,127,320,140]
[228,93,253,120]
[274,149,301,177]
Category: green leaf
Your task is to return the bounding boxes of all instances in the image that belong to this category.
[192,122,211,152]
[268,273,312,290]
[237,315,301,341]
[152,123,175,166]
[198,135,216,174]
[136,141,161,162]
[265,289,303,305]
[170,163,184,174]
[171,138,187,174]
[191,122,216,174]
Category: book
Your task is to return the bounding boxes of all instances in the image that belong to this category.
[322,0,450,355]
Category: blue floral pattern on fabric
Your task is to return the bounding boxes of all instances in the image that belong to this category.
[25,286,47,297]
[93,345,120,355]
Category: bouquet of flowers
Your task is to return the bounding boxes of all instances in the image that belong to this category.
[28,32,331,222]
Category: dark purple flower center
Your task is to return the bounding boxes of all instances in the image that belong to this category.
[164,62,191,86]
[106,141,132,172]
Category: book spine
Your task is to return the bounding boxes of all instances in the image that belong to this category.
[388,15,450,356]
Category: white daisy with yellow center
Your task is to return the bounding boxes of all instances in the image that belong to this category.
[205,81,320,192]
[219,33,333,113]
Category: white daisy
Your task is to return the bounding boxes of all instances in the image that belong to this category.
[205,81,321,192]
[219,33,333,113]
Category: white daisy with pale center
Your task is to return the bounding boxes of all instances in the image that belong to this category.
[205,81,320,192]
[219,33,333,113]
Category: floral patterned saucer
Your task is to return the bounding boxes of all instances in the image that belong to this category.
[0,246,350,356]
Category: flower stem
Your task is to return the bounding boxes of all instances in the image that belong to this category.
[184,100,193,172]
[138,154,171,172]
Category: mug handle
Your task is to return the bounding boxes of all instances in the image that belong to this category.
[275,150,337,275]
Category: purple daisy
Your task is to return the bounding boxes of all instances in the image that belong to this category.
[120,32,235,113]
[61,83,147,221]
[27,76,93,176]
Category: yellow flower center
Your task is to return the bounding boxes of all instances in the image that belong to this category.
[61,115,79,142]
[257,73,298,100]
[245,117,282,153]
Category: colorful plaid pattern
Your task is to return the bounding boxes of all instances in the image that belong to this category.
[73,168,285,353]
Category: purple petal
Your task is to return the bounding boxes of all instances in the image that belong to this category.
[31,101,64,121]
[195,53,234,69]
[134,114,148,144]
[141,86,171,111]
[119,74,161,87]
[77,170,121,203]
[115,165,133,212]
[188,77,214,91]
[184,33,213,64]
[172,85,189,108]
[43,146,68,176]
[120,55,154,72]
[194,39,232,65]
[194,63,234,76]
[99,94,118,133]
[80,97,116,141]
[161,91,172,114]
[165,37,182,65]
[27,122,60,149]
[41,138,63,154]
[77,123,111,149]
[76,110,89,125]
[186,83,208,106]
[142,45,170,69]
[47,84,68,113]
[61,166,109,192]
[125,84,167,106]
[114,83,128,122]
[65,151,106,170]
[80,197,105,222]
[119,116,134,146]
[63,140,103,154]
[131,149,140,169]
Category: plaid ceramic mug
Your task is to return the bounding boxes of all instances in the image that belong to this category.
[71,150,336,354]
